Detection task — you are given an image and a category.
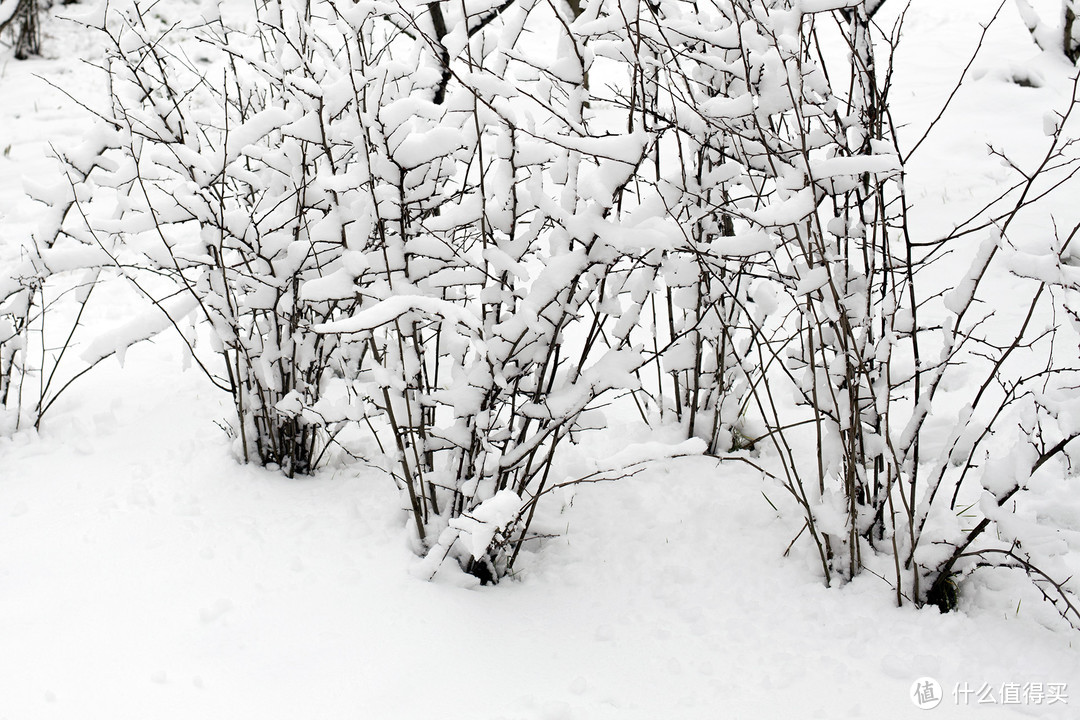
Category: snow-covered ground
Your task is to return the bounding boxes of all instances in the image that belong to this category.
[2,1,1080,719]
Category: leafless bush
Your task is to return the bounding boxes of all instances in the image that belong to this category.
[46,0,366,475]
[36,0,1080,614]
[616,0,1080,624]
[0,0,42,59]
[1016,0,1080,63]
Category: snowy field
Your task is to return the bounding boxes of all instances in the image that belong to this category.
[3,1,1080,719]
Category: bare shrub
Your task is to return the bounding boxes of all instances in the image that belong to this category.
[1,0,42,59]
[40,0,1080,615]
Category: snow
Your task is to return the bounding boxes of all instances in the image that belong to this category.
[709,228,775,256]
[391,126,465,168]
[0,0,19,24]
[4,367,1077,719]
[799,0,861,12]
[448,489,524,560]
[2,1,1080,719]
[80,295,201,366]
[793,266,831,297]
[311,294,482,334]
[809,154,902,178]
[586,436,706,474]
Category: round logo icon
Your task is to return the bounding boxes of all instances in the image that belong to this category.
[911,677,943,710]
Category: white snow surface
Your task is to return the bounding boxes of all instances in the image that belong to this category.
[2,2,1080,719]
